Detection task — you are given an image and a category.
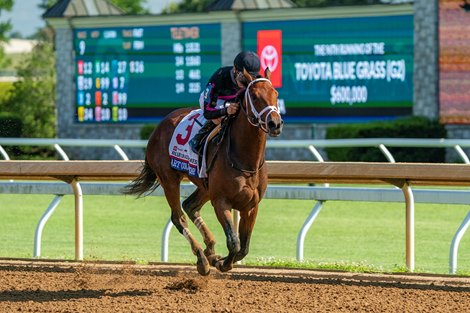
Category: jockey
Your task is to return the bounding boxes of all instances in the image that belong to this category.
[189,51,261,156]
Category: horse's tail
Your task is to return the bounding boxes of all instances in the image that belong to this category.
[121,158,160,198]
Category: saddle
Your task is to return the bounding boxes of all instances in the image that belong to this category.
[169,109,231,178]
[199,117,231,175]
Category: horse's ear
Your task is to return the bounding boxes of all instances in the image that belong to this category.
[243,68,254,83]
[264,67,271,81]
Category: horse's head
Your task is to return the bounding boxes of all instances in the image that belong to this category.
[240,68,284,137]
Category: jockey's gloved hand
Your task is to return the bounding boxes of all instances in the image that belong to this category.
[227,102,240,115]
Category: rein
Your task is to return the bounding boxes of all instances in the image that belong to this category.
[226,121,265,174]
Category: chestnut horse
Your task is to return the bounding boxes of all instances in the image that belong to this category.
[123,68,283,275]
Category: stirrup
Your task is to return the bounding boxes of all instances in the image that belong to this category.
[190,137,204,156]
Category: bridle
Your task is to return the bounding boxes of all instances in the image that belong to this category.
[241,78,280,133]
[220,77,279,174]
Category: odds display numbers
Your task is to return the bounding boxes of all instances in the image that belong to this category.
[74,24,221,123]
[76,60,132,122]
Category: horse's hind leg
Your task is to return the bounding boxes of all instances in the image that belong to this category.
[182,188,220,265]
[160,178,210,276]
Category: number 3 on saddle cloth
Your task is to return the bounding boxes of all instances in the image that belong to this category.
[168,109,219,178]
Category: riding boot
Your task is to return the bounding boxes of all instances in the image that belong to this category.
[189,121,215,156]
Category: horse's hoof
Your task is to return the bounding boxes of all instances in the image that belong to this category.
[197,263,210,276]
[215,260,232,273]
[207,254,222,267]
[204,247,216,258]
[196,250,210,276]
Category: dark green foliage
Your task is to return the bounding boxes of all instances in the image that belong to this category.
[0,112,55,159]
[0,113,23,158]
[4,40,56,138]
[110,0,150,14]
[0,81,13,109]
[0,113,22,137]
[162,0,221,13]
[325,116,447,163]
[140,124,156,140]
[0,0,13,68]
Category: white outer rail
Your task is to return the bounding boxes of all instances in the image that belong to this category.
[2,137,470,162]
[1,137,470,273]
[2,182,470,273]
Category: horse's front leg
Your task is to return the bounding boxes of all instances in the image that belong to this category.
[182,188,219,264]
[234,205,259,262]
[214,207,240,272]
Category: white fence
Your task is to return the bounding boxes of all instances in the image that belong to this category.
[1,138,470,274]
[1,137,470,163]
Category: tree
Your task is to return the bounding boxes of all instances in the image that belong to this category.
[110,0,149,14]
[38,0,56,10]
[4,40,56,138]
[0,0,13,69]
[0,0,13,41]
[161,0,213,14]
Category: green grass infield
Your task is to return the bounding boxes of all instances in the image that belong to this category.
[1,193,469,275]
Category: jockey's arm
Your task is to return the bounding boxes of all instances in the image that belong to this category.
[200,68,239,120]
[203,101,239,120]
[202,102,227,120]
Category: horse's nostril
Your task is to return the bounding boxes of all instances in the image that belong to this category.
[268,121,277,130]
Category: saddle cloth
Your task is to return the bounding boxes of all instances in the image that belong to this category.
[169,109,208,178]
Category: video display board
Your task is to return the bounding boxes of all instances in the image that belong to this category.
[73,24,221,123]
[439,0,470,124]
[244,14,414,122]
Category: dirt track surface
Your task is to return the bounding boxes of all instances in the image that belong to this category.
[1,260,470,312]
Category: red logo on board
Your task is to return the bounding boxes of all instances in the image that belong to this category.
[257,30,282,88]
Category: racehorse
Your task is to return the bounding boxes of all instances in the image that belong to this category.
[123,68,283,275]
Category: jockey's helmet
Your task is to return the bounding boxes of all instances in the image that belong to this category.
[234,51,260,77]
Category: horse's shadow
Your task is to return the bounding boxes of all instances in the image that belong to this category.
[0,289,152,302]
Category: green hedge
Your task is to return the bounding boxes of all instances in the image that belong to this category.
[140,124,156,140]
[0,113,56,160]
[0,113,22,137]
[325,116,447,163]
[0,113,22,158]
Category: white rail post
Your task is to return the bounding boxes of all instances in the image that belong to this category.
[34,195,63,257]
[449,144,470,274]
[53,144,69,161]
[401,182,415,272]
[70,179,83,260]
[113,145,129,160]
[378,144,395,163]
[0,145,9,160]
[308,145,329,187]
[161,217,173,262]
[449,211,470,274]
[308,145,325,162]
[297,201,324,262]
[453,145,470,164]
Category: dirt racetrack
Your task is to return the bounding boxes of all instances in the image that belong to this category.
[1,259,470,312]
